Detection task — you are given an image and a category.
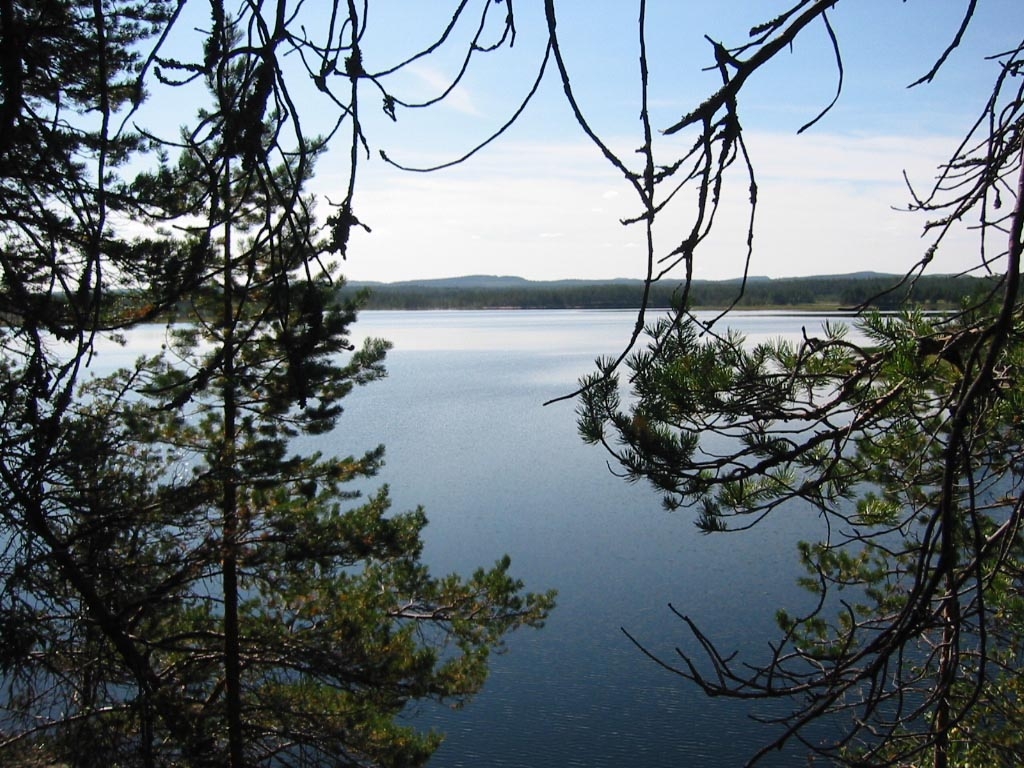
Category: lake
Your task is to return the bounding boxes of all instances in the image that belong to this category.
[82,308,854,765]
[325,309,857,768]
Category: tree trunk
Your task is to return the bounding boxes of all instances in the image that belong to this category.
[221,156,244,768]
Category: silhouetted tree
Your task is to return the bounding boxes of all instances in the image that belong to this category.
[0,2,553,765]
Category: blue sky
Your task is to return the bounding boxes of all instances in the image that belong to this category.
[316,0,1019,284]
[150,1,1022,283]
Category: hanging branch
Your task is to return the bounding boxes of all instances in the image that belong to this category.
[573,2,1024,764]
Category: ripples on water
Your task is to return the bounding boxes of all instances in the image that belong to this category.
[338,310,851,767]
[84,310,855,767]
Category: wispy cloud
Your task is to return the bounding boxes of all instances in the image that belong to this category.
[405,64,481,117]
[331,131,975,283]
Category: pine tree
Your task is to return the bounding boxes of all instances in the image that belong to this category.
[0,4,553,765]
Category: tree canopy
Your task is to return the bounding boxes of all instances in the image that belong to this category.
[345,273,991,311]
[0,2,553,766]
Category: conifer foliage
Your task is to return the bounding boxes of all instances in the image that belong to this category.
[0,2,552,766]
[565,1,1024,765]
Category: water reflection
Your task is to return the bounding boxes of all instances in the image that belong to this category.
[71,310,860,766]
[341,310,855,767]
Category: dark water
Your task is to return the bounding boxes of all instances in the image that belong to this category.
[328,310,854,767]
[86,309,852,766]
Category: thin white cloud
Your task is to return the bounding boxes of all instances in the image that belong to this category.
[330,130,977,283]
[406,64,481,117]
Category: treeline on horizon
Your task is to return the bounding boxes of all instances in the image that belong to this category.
[342,273,994,311]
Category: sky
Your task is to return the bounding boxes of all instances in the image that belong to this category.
[156,1,1024,284]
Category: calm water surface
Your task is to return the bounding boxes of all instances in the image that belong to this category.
[335,310,854,768]
[88,309,857,767]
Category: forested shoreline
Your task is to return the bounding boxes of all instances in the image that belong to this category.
[344,272,991,310]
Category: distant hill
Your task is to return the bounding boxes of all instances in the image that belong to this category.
[342,272,990,311]
[383,275,532,289]
[348,274,645,289]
